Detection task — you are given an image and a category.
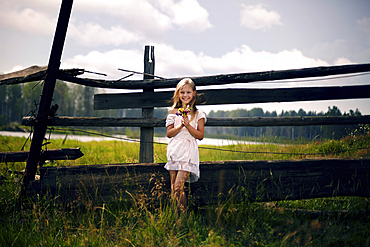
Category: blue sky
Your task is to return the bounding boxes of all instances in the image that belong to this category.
[1,0,369,114]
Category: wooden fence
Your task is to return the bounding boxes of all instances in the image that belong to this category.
[19,53,370,164]
[19,46,370,204]
[36,159,370,206]
[2,0,369,203]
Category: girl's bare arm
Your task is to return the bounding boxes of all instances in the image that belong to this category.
[167,123,183,138]
[182,117,205,140]
[166,108,183,138]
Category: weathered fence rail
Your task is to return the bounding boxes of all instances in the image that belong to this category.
[37,158,370,206]
[94,85,370,110]
[0,148,83,163]
[3,62,369,89]
[22,115,370,127]
[57,63,370,89]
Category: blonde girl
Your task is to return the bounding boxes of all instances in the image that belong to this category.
[164,78,206,213]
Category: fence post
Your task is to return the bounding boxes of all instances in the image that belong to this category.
[139,46,155,163]
[22,0,74,196]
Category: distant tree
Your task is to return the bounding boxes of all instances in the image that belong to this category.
[265,110,277,117]
[68,84,84,117]
[23,82,43,116]
[154,108,168,118]
[325,106,342,116]
[7,84,23,122]
[351,108,361,116]
[323,106,347,139]
[249,108,264,117]
[208,110,228,117]
[53,80,71,116]
[0,85,7,125]
[298,109,306,116]
[84,86,95,117]
[205,105,363,140]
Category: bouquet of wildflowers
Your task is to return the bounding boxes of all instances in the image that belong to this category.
[176,104,192,117]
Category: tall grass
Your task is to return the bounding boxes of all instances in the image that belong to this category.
[1,131,370,246]
[1,129,369,170]
[1,174,369,246]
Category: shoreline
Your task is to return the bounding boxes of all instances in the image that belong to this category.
[0,131,273,147]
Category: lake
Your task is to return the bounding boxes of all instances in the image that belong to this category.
[0,131,268,146]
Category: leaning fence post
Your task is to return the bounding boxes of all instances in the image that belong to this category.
[22,0,74,196]
[139,46,155,163]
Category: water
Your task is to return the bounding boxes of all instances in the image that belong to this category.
[0,131,267,146]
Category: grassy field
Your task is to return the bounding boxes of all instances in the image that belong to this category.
[1,130,370,246]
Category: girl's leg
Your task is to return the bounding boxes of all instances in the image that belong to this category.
[173,170,189,213]
[169,170,178,199]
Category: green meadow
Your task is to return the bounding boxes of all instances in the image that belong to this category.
[1,129,370,246]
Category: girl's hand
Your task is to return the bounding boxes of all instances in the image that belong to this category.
[181,116,190,127]
[182,116,205,140]
[166,123,182,138]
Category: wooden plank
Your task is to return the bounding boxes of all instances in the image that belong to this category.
[94,84,370,110]
[40,148,84,161]
[37,158,370,205]
[58,63,370,89]
[22,116,166,127]
[0,148,84,163]
[0,66,83,86]
[0,65,47,85]
[205,115,370,127]
[22,115,370,127]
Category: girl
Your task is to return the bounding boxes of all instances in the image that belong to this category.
[165,78,206,214]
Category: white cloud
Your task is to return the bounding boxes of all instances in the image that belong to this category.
[0,0,212,47]
[74,0,173,36]
[158,0,212,33]
[62,45,204,80]
[199,45,328,74]
[62,44,329,82]
[155,44,205,76]
[334,57,353,65]
[5,65,24,74]
[240,4,282,30]
[68,23,143,47]
[62,49,144,80]
[0,3,56,35]
[357,17,370,33]
[357,17,370,45]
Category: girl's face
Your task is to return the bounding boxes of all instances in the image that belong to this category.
[179,84,196,106]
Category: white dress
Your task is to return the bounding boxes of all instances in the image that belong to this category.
[164,109,207,183]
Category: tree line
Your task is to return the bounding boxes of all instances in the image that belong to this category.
[207,107,362,140]
[1,80,103,125]
[0,81,363,140]
[0,81,168,126]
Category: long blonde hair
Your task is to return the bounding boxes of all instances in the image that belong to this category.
[170,78,199,112]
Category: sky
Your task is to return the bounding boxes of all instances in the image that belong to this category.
[1,0,370,115]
